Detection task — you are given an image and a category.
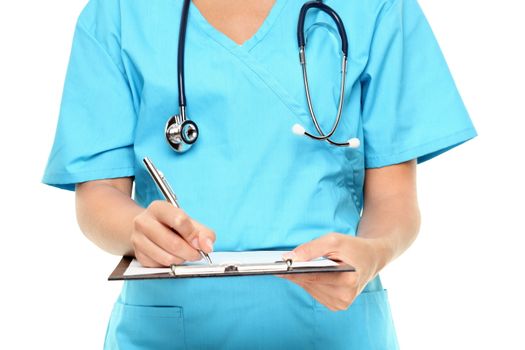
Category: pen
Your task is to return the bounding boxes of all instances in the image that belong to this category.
[143,157,213,265]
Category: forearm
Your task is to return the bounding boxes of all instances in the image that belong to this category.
[75,180,144,256]
[357,190,421,274]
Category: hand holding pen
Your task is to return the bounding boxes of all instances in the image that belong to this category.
[129,157,215,267]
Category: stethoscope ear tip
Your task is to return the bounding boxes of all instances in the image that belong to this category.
[347,138,361,149]
[292,123,306,136]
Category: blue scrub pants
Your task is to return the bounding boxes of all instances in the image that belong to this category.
[103,274,399,349]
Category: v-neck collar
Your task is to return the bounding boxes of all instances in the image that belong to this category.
[189,0,289,52]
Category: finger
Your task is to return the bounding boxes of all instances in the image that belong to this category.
[190,218,216,253]
[302,284,333,305]
[281,276,341,311]
[299,282,355,311]
[135,249,163,268]
[316,284,358,310]
[150,201,201,248]
[144,217,202,261]
[278,271,355,287]
[134,232,185,267]
[304,286,345,311]
[277,273,336,287]
[283,233,343,262]
[279,273,358,311]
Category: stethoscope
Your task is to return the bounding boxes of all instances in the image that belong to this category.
[165,0,360,153]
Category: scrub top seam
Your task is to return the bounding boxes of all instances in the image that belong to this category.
[228,50,311,124]
[76,20,129,83]
[365,126,476,160]
[76,20,137,116]
[43,166,135,177]
[42,167,136,191]
[365,126,477,166]
[360,0,399,76]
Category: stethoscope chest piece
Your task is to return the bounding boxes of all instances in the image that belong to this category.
[165,114,199,153]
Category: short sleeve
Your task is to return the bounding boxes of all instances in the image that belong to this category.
[361,0,477,168]
[42,0,136,191]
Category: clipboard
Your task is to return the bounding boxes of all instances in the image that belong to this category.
[108,254,355,281]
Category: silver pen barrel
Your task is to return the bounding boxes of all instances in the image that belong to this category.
[143,157,213,265]
[143,157,179,206]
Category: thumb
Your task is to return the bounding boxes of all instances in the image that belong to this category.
[283,234,337,262]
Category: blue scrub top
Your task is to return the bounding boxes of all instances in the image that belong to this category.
[42,0,477,348]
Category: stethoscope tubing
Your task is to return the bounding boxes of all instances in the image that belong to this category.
[177,0,191,120]
[168,0,358,153]
[297,1,352,146]
[297,1,349,57]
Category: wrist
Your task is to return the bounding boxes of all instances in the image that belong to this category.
[364,236,395,276]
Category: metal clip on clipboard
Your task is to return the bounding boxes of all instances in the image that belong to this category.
[171,259,294,277]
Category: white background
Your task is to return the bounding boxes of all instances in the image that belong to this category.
[1,0,524,349]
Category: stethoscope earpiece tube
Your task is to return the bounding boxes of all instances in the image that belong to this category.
[295,1,360,148]
[297,1,348,57]
[177,0,191,111]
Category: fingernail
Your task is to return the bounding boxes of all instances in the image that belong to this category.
[204,238,214,252]
[191,238,199,249]
[282,251,297,261]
